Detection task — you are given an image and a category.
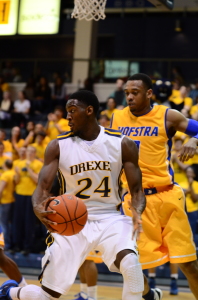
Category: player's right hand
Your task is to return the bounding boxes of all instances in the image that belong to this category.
[179,138,197,162]
[33,197,58,233]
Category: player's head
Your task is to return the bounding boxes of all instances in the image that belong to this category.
[4,159,13,170]
[66,90,100,134]
[125,73,153,115]
[186,164,198,182]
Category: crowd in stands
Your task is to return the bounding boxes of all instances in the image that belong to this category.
[0,73,198,256]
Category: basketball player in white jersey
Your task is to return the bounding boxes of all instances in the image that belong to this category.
[0,90,146,300]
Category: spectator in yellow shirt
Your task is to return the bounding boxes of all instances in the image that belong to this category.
[31,131,47,162]
[0,129,12,158]
[13,147,26,168]
[24,123,50,147]
[0,159,15,250]
[100,97,119,120]
[0,142,11,176]
[190,96,198,120]
[13,146,43,255]
[46,106,70,140]
[10,127,25,161]
[169,85,193,116]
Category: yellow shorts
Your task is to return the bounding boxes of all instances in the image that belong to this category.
[86,251,103,264]
[0,229,4,250]
[122,184,197,269]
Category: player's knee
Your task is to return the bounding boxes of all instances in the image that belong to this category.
[120,253,144,294]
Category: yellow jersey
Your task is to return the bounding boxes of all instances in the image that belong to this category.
[101,108,119,120]
[111,105,175,189]
[190,104,198,117]
[12,139,25,161]
[31,142,47,161]
[15,159,43,195]
[47,118,70,140]
[3,140,12,157]
[0,169,15,204]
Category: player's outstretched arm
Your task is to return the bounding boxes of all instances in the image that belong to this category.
[32,139,59,232]
[122,136,146,239]
[166,109,198,162]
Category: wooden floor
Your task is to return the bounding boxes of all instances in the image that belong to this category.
[0,276,195,300]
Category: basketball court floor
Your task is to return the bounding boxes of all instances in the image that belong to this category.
[0,274,194,300]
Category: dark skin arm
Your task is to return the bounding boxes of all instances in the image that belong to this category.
[32,139,60,232]
[166,109,198,162]
[122,136,146,239]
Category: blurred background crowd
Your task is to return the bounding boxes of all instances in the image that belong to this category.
[0,66,198,256]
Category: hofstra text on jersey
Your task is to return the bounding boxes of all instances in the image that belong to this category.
[118,126,158,137]
[70,161,111,175]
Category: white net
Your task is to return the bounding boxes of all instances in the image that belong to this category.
[71,0,107,21]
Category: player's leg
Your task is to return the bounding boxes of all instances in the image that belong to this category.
[114,249,144,300]
[178,260,198,299]
[1,225,93,300]
[169,263,178,295]
[0,249,27,287]
[0,203,13,251]
[148,268,156,289]
[84,260,98,300]
[72,259,98,300]
[142,274,162,300]
[98,215,144,300]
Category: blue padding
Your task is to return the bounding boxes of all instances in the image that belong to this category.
[185,119,198,137]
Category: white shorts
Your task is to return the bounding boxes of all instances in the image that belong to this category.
[40,214,137,295]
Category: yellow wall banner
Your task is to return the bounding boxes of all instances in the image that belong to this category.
[0,0,18,35]
[18,0,61,34]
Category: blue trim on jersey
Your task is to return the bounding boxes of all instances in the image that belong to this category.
[167,138,174,183]
[57,130,72,136]
[104,130,122,138]
[131,106,153,117]
[105,132,122,138]
[120,191,128,215]
[164,108,171,138]
[104,128,121,133]
[57,131,75,140]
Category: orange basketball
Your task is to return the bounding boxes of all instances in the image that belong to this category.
[46,194,88,236]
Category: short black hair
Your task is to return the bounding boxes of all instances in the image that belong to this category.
[186,164,198,182]
[128,73,153,90]
[36,131,46,138]
[5,159,13,169]
[54,106,64,114]
[68,90,100,115]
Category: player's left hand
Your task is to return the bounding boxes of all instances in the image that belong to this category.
[33,197,58,232]
[179,138,197,162]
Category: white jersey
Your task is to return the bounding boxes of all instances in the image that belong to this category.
[57,126,124,218]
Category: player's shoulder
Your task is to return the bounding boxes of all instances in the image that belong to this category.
[57,131,74,140]
[104,127,122,138]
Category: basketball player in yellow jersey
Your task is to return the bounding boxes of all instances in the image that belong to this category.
[110,73,198,300]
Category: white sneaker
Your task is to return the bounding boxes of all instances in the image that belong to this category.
[151,288,163,300]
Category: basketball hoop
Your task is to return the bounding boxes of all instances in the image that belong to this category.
[71,0,107,21]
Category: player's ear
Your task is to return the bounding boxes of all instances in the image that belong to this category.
[87,105,94,115]
[147,89,153,99]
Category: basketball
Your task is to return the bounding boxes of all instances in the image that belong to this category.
[46,194,88,236]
